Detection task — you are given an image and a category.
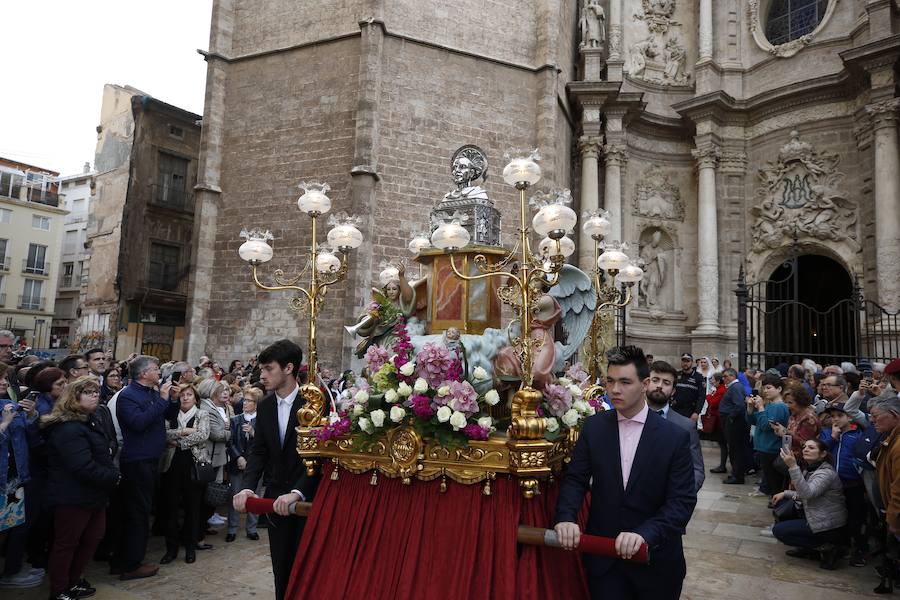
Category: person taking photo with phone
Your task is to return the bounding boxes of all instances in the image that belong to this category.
[746,373,790,499]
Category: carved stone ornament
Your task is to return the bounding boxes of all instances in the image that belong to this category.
[749,131,858,252]
[628,0,691,86]
[748,0,839,59]
[632,164,684,221]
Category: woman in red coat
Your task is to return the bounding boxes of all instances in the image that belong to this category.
[703,372,728,473]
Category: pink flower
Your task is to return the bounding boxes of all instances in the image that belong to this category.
[565,362,590,386]
[462,423,490,441]
[316,417,351,441]
[543,383,573,418]
[410,394,435,419]
[446,380,479,416]
[365,345,390,374]
[415,343,455,388]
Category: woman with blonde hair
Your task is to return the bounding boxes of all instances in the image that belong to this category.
[40,376,119,600]
[196,378,233,531]
[160,384,209,565]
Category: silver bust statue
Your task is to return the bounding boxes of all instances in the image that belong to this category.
[433,145,501,246]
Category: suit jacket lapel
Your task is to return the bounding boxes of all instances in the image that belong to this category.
[606,411,626,495]
[624,410,661,497]
[281,395,304,455]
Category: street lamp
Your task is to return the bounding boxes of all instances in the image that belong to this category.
[238,181,363,428]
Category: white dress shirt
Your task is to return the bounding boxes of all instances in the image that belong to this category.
[276,384,300,446]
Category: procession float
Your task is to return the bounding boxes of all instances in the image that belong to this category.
[237,146,644,599]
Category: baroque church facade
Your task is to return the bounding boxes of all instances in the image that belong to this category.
[186,0,900,368]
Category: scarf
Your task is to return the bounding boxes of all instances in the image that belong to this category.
[243,411,256,422]
[177,405,198,429]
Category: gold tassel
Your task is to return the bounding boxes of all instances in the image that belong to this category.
[370,471,378,486]
[439,475,447,493]
[330,465,339,481]
[482,478,491,496]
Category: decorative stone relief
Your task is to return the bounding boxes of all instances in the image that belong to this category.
[866,98,900,129]
[748,0,840,59]
[632,164,684,221]
[602,144,628,167]
[628,0,691,86]
[749,131,857,252]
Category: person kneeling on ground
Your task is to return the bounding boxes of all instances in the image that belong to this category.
[772,439,848,570]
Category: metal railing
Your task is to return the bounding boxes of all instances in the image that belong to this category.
[18,296,45,311]
[60,274,74,288]
[22,259,48,276]
[150,184,193,212]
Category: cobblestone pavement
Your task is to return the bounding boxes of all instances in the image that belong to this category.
[6,446,889,599]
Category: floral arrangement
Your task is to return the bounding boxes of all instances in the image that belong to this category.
[318,319,501,447]
[537,362,605,441]
[366,289,401,323]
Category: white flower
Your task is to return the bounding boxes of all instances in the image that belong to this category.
[473,366,489,381]
[370,409,386,428]
[352,404,365,416]
[384,389,399,404]
[358,417,373,434]
[414,378,429,394]
[558,377,573,387]
[568,384,584,397]
[484,389,500,406]
[436,406,452,423]
[546,417,560,433]
[341,390,350,399]
[573,399,590,414]
[449,411,467,430]
[397,381,413,397]
[562,409,580,428]
[400,362,416,376]
[354,390,369,403]
[477,416,492,430]
[390,406,406,423]
[437,385,450,397]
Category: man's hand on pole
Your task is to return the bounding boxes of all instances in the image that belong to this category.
[273,491,301,516]
[233,489,257,513]
[554,522,581,550]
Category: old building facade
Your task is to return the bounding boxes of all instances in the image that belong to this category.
[188,1,900,369]
[81,84,201,360]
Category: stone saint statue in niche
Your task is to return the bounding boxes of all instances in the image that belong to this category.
[579,0,606,49]
[639,231,668,308]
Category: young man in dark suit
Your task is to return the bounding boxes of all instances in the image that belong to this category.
[555,346,697,600]
[232,339,321,600]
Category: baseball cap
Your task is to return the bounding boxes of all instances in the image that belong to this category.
[885,358,900,377]
[681,353,693,360]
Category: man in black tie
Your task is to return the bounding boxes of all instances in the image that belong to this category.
[232,340,321,600]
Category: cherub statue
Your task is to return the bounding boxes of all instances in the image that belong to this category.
[346,264,417,358]
[441,326,469,376]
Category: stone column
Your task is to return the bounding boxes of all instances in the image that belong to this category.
[577,136,601,270]
[602,144,627,242]
[607,0,623,80]
[866,98,900,311]
[692,145,721,335]
[699,0,713,61]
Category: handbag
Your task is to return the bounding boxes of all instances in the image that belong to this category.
[205,479,231,507]
[0,481,26,532]
[191,457,216,484]
[772,497,804,522]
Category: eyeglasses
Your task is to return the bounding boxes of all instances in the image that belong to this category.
[820,383,840,387]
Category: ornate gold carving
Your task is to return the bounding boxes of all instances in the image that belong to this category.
[297,383,327,427]
[509,387,547,440]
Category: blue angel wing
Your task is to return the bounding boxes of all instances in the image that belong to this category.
[549,264,596,372]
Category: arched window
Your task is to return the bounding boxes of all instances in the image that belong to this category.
[765,0,829,46]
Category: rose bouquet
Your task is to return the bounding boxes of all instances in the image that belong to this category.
[318,319,500,447]
[539,374,597,441]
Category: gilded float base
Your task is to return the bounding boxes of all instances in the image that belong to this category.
[297,424,575,498]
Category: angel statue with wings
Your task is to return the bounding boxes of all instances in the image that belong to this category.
[493,264,596,391]
[345,264,417,358]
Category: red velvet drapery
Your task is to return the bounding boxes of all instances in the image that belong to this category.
[286,462,589,600]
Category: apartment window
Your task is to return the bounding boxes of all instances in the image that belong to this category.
[21,279,43,310]
[168,125,185,139]
[0,208,11,224]
[0,239,7,270]
[64,230,78,254]
[0,275,5,306]
[62,262,74,288]
[148,242,180,291]
[32,215,50,231]
[25,244,47,274]
[156,153,188,208]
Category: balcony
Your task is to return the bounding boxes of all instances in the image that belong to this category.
[150,184,194,213]
[0,181,60,207]
[22,259,48,276]
[18,295,45,311]
[0,256,9,272]
[64,214,88,225]
[60,274,75,289]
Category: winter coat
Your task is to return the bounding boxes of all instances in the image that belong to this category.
[784,460,847,533]
[200,398,232,468]
[161,409,211,473]
[0,398,30,488]
[42,411,119,509]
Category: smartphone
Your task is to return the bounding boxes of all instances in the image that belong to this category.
[782,434,792,451]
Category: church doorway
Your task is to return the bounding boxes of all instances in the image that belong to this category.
[741,252,858,369]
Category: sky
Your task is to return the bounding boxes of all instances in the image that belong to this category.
[0,1,214,175]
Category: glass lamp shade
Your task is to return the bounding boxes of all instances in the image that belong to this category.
[616,262,645,284]
[297,189,331,214]
[532,204,577,237]
[326,224,363,250]
[539,235,575,258]
[502,157,542,186]
[597,247,630,272]
[431,223,470,250]
[315,251,341,274]
[379,266,399,286]
[238,238,274,263]
[407,236,431,254]
[582,213,611,239]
